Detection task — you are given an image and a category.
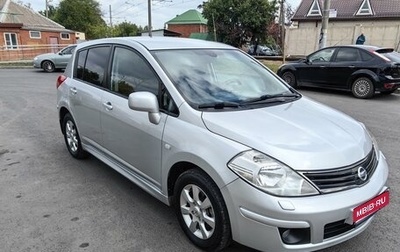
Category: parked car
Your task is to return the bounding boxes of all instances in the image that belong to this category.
[248,44,276,56]
[277,45,400,98]
[33,44,76,73]
[56,37,389,251]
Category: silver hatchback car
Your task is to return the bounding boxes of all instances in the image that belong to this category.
[56,37,389,251]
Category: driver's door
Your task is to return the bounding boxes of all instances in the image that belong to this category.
[296,47,336,87]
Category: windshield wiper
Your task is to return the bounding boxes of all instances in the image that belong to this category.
[242,93,301,105]
[198,101,240,109]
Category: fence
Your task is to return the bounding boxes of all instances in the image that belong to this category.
[0,44,71,62]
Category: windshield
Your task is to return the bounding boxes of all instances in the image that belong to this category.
[152,49,294,109]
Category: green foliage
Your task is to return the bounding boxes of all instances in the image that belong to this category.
[53,0,107,39]
[38,5,58,20]
[202,0,278,47]
[113,22,144,37]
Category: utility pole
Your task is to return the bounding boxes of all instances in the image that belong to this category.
[279,0,285,63]
[318,0,331,49]
[45,0,51,17]
[148,0,152,37]
[109,5,113,28]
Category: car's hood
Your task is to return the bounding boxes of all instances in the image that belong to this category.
[201,97,372,171]
[35,53,57,59]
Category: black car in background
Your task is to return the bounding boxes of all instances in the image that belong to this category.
[277,45,400,98]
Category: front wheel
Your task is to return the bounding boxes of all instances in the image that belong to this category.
[62,113,88,159]
[352,77,374,99]
[42,60,55,73]
[174,169,231,251]
[281,71,297,88]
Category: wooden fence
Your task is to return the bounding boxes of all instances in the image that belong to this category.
[0,44,71,61]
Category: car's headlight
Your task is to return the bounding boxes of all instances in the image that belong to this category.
[228,150,319,197]
[34,57,38,61]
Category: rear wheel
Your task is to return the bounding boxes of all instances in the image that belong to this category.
[352,77,374,99]
[42,60,55,73]
[281,71,297,88]
[174,169,231,251]
[62,113,88,159]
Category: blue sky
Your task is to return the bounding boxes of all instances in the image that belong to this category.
[22,0,301,29]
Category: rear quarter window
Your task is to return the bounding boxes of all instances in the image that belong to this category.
[75,46,111,87]
[360,50,374,61]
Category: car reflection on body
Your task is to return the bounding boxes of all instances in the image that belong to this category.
[33,44,76,73]
[277,45,400,98]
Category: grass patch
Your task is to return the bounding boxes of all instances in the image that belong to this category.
[0,61,32,68]
[259,60,283,73]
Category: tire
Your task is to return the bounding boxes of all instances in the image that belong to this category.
[352,77,374,99]
[62,113,88,159]
[42,60,55,73]
[174,169,231,251]
[281,71,297,88]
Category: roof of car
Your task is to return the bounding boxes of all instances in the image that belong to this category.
[78,37,233,51]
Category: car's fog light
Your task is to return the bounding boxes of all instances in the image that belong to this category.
[279,228,310,245]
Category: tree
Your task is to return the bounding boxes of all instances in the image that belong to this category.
[113,22,143,37]
[201,0,278,47]
[53,0,107,39]
[38,5,58,20]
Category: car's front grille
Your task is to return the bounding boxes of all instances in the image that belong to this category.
[301,147,378,193]
[324,220,354,239]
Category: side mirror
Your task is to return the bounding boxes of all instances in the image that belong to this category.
[128,92,161,125]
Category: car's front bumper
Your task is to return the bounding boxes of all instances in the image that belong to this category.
[221,151,389,252]
[33,59,41,68]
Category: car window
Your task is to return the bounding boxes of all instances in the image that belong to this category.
[110,47,159,97]
[334,48,361,62]
[309,48,335,62]
[61,46,76,55]
[360,50,374,61]
[76,49,88,80]
[75,46,111,87]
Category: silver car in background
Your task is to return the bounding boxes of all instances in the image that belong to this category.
[33,44,76,72]
[56,37,389,251]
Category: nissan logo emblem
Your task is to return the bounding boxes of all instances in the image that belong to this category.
[358,167,368,181]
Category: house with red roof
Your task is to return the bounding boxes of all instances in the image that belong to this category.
[0,0,76,61]
[286,0,400,56]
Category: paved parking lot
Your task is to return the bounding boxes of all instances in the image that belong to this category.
[1,69,399,252]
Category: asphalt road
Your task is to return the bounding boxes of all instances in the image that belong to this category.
[1,69,399,252]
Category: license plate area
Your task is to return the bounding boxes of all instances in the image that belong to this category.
[352,190,389,224]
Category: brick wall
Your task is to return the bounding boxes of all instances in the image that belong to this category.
[0,28,76,61]
[167,24,208,38]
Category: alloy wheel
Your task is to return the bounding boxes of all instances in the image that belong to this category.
[179,184,216,240]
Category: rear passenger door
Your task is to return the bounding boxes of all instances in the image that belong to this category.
[100,46,166,186]
[68,46,111,147]
[329,47,363,88]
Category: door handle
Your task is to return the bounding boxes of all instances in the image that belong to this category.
[103,102,113,111]
[319,66,326,68]
[349,65,355,68]
[70,87,77,94]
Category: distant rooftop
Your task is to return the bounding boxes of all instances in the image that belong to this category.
[292,0,400,21]
[166,9,208,25]
[0,0,73,32]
